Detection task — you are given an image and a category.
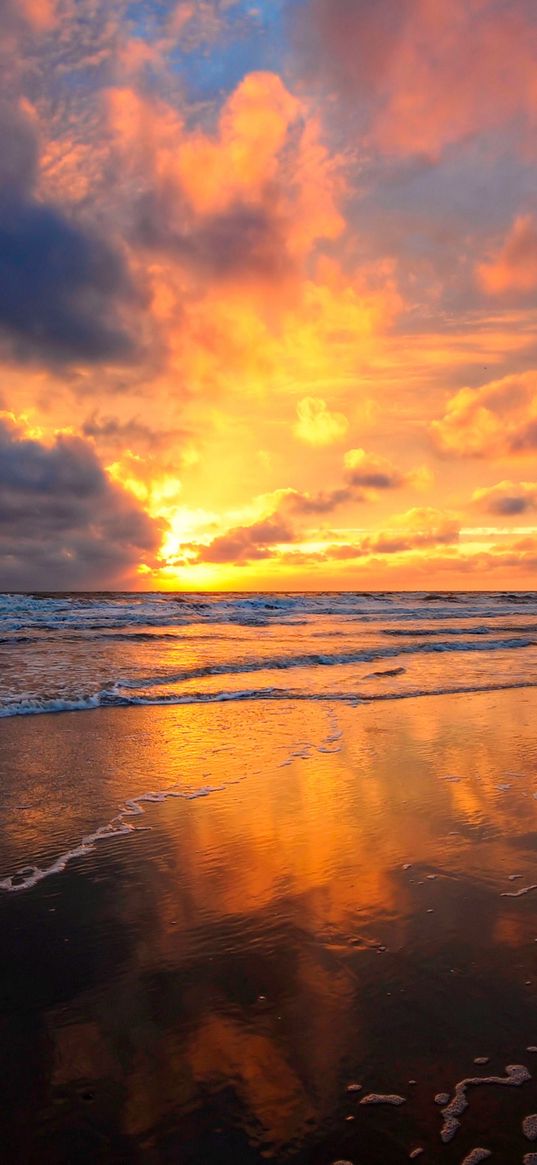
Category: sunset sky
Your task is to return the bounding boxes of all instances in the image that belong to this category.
[1,0,537,590]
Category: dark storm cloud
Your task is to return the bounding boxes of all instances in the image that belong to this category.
[0,417,164,588]
[0,100,144,366]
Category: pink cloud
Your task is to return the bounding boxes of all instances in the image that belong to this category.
[478,215,537,298]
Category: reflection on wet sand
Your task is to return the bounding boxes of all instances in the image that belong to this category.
[2,689,537,1161]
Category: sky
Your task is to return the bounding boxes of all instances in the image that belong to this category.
[1,0,537,591]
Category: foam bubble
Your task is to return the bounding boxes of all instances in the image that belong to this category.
[439,1064,531,1144]
[409,1151,423,1159]
[501,885,537,898]
[360,1093,406,1106]
[460,1151,491,1165]
[523,1115,537,1141]
[473,1057,490,1065]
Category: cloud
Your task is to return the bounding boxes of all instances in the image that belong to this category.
[477,215,537,298]
[185,499,458,571]
[136,197,292,283]
[295,0,537,158]
[0,100,145,366]
[109,71,344,284]
[284,487,361,516]
[275,506,461,570]
[188,515,296,565]
[82,413,190,455]
[344,447,405,489]
[360,506,460,553]
[294,397,349,446]
[0,0,57,32]
[0,415,164,588]
[472,480,537,516]
[267,450,432,524]
[431,370,537,458]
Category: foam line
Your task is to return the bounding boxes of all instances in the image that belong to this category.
[501,885,537,898]
[439,1064,531,1144]
[0,783,224,894]
[4,677,537,719]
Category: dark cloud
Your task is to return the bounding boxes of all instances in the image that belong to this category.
[0,417,164,588]
[135,193,292,282]
[489,495,534,515]
[345,466,404,490]
[283,487,360,516]
[82,413,190,454]
[0,101,145,365]
[473,481,537,516]
[0,101,38,195]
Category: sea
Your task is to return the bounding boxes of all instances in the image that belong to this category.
[2,589,537,718]
[2,591,537,1163]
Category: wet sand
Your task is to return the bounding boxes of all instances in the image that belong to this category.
[2,689,537,1162]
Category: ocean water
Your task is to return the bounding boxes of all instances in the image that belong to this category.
[2,590,537,717]
[2,593,537,1163]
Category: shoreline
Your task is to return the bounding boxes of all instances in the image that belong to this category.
[2,688,537,1161]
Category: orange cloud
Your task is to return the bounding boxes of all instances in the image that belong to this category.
[300,0,537,158]
[431,370,537,458]
[472,480,537,516]
[478,215,537,297]
[177,72,302,215]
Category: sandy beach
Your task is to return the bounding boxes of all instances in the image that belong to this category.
[2,688,537,1162]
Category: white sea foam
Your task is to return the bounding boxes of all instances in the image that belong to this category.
[523,1115,537,1141]
[360,1093,406,1106]
[439,1064,531,1143]
[2,590,535,635]
[460,1150,491,1165]
[501,885,537,898]
[0,783,224,893]
[3,677,537,719]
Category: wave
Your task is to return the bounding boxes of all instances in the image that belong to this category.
[2,677,537,718]
[381,624,537,638]
[111,635,536,690]
[2,590,537,633]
